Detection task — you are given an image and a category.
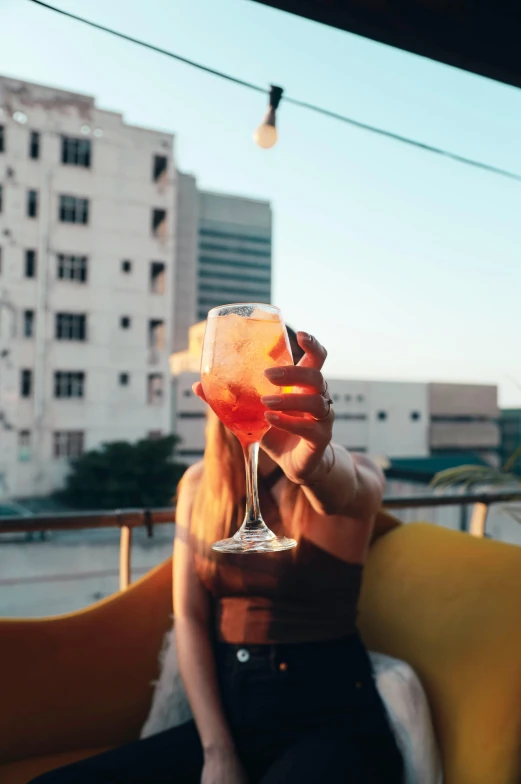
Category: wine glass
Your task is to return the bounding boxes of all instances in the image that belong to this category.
[201,303,297,553]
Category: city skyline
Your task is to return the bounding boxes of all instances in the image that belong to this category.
[1,0,521,405]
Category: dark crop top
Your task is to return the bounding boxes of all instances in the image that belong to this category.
[193,467,363,645]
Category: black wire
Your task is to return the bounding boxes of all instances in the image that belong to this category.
[286,95,521,183]
[27,0,267,94]
[27,0,521,184]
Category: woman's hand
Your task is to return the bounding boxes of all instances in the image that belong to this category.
[260,331,334,486]
[201,747,249,784]
[192,331,334,486]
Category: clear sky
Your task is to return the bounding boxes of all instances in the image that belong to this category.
[2,0,521,405]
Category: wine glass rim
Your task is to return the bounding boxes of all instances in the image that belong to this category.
[207,302,281,317]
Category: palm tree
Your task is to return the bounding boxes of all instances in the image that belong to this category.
[431,446,521,523]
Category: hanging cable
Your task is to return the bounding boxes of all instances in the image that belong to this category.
[26,0,521,182]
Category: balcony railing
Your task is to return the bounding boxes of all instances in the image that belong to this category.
[2,490,521,590]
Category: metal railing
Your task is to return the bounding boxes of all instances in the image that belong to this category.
[0,508,175,591]
[2,491,521,589]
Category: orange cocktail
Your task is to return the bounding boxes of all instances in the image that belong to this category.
[201,303,297,554]
[201,308,293,445]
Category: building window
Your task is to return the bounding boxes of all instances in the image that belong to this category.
[27,189,38,218]
[198,269,270,287]
[148,373,164,405]
[410,411,421,421]
[54,371,85,399]
[148,429,163,440]
[119,372,130,386]
[149,319,165,350]
[29,131,40,160]
[0,184,3,212]
[152,155,167,182]
[55,312,87,341]
[57,254,88,282]
[23,310,34,338]
[183,389,191,397]
[0,125,4,153]
[20,369,32,398]
[121,259,132,273]
[344,394,352,402]
[61,136,91,167]
[356,394,365,403]
[199,256,271,274]
[377,410,388,421]
[59,195,89,224]
[150,261,166,294]
[25,249,37,278]
[53,430,84,459]
[199,228,271,245]
[151,208,166,237]
[120,316,131,329]
[18,430,31,462]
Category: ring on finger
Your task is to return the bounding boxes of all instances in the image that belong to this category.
[312,396,333,422]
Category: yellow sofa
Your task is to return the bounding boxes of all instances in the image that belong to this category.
[2,522,521,784]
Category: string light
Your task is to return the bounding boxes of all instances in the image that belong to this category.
[254,86,283,149]
[26,0,521,181]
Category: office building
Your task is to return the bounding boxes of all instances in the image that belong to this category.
[173,175,272,351]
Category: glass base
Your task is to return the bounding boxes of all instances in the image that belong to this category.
[212,530,297,554]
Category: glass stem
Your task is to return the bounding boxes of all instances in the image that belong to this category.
[241,441,269,535]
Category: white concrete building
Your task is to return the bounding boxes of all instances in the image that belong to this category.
[0,76,175,497]
[171,323,500,465]
[173,177,272,351]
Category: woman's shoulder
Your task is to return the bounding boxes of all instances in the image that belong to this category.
[178,460,204,500]
[175,461,204,539]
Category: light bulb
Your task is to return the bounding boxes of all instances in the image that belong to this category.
[253,89,283,150]
[254,121,278,150]
[253,98,282,150]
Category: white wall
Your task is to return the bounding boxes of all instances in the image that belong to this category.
[173,173,198,352]
[367,381,429,457]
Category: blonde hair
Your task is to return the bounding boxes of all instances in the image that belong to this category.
[187,410,312,547]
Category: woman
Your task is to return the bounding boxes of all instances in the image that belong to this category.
[33,329,403,783]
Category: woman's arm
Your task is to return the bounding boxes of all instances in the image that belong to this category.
[300,446,385,520]
[173,463,234,755]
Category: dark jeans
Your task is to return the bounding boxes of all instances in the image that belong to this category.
[31,634,403,783]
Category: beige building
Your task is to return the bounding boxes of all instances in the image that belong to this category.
[428,383,499,463]
[171,323,500,464]
[0,76,175,497]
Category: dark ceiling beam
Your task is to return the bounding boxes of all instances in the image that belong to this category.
[251,0,521,90]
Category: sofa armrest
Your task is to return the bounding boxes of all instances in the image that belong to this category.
[359,523,521,784]
[0,558,173,765]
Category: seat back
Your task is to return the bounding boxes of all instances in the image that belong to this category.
[359,523,521,784]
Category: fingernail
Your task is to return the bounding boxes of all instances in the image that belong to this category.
[301,332,313,343]
[265,368,285,379]
[266,413,279,421]
[262,396,282,406]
